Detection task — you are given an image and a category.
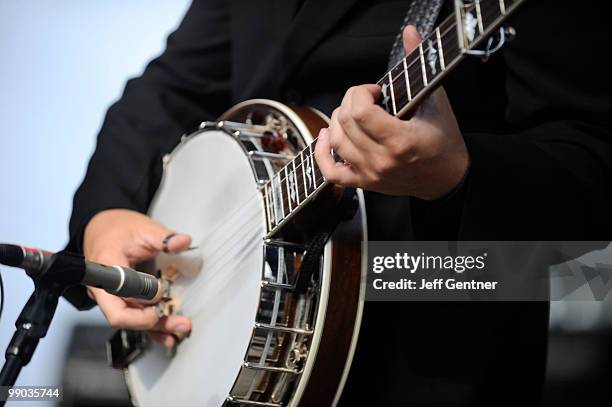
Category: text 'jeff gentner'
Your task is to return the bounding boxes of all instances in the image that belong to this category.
[372,278,499,290]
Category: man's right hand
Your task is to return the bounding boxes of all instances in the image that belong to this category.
[83,209,192,348]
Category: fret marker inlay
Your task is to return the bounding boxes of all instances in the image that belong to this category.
[436,27,445,70]
[427,39,439,75]
[464,11,478,42]
[288,168,297,204]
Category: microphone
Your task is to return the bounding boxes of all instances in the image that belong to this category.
[0,244,162,301]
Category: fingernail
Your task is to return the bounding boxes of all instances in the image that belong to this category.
[174,324,190,333]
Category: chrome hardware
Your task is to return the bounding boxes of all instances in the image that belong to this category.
[248,151,294,160]
[155,277,180,318]
[236,130,265,139]
[225,397,282,407]
[254,323,313,336]
[199,121,218,129]
[263,239,306,251]
[242,362,302,375]
[260,281,294,290]
[288,342,309,368]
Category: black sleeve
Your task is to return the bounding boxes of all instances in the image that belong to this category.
[412,0,612,241]
[63,0,231,309]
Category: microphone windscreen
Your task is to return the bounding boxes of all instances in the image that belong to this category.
[0,244,25,267]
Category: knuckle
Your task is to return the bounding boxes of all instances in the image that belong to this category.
[346,86,357,98]
[364,170,381,187]
[338,108,351,127]
[374,158,395,176]
[388,140,411,157]
[331,107,341,122]
[352,105,370,124]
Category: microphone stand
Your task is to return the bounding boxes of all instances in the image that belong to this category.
[0,251,86,404]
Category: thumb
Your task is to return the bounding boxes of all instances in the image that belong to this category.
[402,25,422,55]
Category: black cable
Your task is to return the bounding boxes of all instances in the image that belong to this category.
[0,269,4,322]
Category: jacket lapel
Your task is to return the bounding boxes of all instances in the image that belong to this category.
[241,0,358,100]
[279,0,358,84]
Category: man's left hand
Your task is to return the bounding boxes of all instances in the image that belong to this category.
[314,25,469,200]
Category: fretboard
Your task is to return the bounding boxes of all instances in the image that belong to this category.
[263,0,526,236]
[262,140,324,235]
[378,0,525,117]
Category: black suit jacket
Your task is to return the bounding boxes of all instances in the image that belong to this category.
[65,0,612,405]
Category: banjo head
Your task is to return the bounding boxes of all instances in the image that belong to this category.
[129,129,266,407]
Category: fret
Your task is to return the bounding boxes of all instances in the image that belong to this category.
[387,72,397,115]
[499,0,506,15]
[474,0,485,35]
[418,43,428,86]
[436,27,446,70]
[402,58,412,101]
[390,62,409,115]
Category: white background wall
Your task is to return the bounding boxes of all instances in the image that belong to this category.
[0,1,190,404]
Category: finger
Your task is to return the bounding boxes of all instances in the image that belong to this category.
[327,110,367,168]
[349,86,404,143]
[338,88,385,152]
[93,288,160,330]
[314,129,361,187]
[151,314,192,334]
[402,25,422,55]
[147,331,176,349]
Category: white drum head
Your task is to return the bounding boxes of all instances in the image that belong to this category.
[127,130,265,407]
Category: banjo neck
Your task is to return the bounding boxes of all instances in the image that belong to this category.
[378,0,525,118]
[262,0,526,237]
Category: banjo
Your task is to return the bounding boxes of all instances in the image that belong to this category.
[107,1,525,405]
